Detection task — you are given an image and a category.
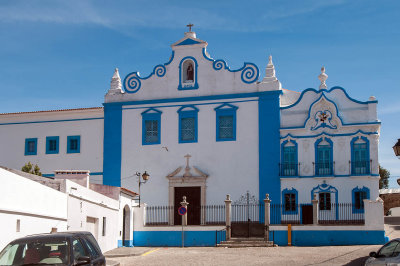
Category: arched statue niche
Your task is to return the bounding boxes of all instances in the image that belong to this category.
[183,60,194,83]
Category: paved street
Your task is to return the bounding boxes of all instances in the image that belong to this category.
[107,225,400,266]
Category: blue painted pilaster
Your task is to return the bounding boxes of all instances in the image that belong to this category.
[258,92,281,203]
[103,103,122,187]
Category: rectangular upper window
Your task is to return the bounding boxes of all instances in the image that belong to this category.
[24,138,37,156]
[142,109,162,145]
[67,136,80,153]
[215,103,238,142]
[46,136,59,154]
[178,106,198,143]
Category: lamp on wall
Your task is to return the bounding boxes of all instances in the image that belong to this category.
[393,139,400,158]
[136,171,150,207]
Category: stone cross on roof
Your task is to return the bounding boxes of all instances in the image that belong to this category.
[186,23,194,32]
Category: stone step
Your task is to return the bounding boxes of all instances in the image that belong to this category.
[217,242,274,248]
[218,238,274,248]
[222,240,273,244]
[229,237,265,242]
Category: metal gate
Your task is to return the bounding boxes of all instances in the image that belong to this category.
[231,191,264,238]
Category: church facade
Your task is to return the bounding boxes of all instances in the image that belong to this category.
[0,30,384,246]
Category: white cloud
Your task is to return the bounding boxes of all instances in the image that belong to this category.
[0,0,345,33]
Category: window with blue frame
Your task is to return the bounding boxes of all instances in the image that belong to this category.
[284,193,296,212]
[352,187,369,213]
[178,106,198,143]
[25,138,37,156]
[315,139,333,176]
[46,136,59,154]
[282,142,297,176]
[142,108,162,145]
[215,103,238,141]
[319,192,331,210]
[282,188,298,214]
[67,136,80,153]
[352,137,370,175]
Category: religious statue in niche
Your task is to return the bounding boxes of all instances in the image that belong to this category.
[186,63,194,81]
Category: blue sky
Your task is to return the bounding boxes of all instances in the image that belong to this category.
[0,0,399,187]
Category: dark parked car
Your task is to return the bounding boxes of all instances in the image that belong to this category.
[0,231,105,266]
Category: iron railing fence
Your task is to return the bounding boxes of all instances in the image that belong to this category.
[318,203,364,225]
[314,162,334,176]
[146,206,173,226]
[200,205,226,225]
[146,203,364,226]
[350,160,371,175]
[145,205,226,226]
[270,203,302,224]
[279,163,299,176]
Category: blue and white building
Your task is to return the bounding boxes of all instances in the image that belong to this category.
[0,30,385,246]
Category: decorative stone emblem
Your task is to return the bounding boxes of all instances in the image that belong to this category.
[311,110,337,130]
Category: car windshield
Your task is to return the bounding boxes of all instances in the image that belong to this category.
[0,238,70,266]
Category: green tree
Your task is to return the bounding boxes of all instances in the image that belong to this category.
[21,162,42,176]
[379,165,390,189]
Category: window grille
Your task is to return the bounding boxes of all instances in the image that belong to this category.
[145,120,159,143]
[181,117,195,141]
[219,115,233,139]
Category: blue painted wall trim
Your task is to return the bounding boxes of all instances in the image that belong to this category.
[42,171,103,178]
[0,117,103,126]
[258,93,281,204]
[269,230,386,246]
[280,87,378,110]
[133,230,225,247]
[103,105,122,187]
[103,91,282,107]
[281,130,378,139]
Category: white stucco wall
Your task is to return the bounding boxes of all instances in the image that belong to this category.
[65,180,119,253]
[0,167,68,250]
[279,87,381,206]
[0,108,104,184]
[120,99,260,206]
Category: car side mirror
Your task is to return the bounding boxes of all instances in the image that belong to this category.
[75,255,91,266]
[369,252,377,258]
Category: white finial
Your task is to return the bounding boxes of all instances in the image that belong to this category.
[261,55,281,90]
[318,66,328,90]
[107,68,123,95]
[268,55,273,66]
[264,55,276,79]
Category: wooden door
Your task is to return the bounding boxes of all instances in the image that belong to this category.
[174,187,201,225]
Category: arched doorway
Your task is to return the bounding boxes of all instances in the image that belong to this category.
[122,205,131,246]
